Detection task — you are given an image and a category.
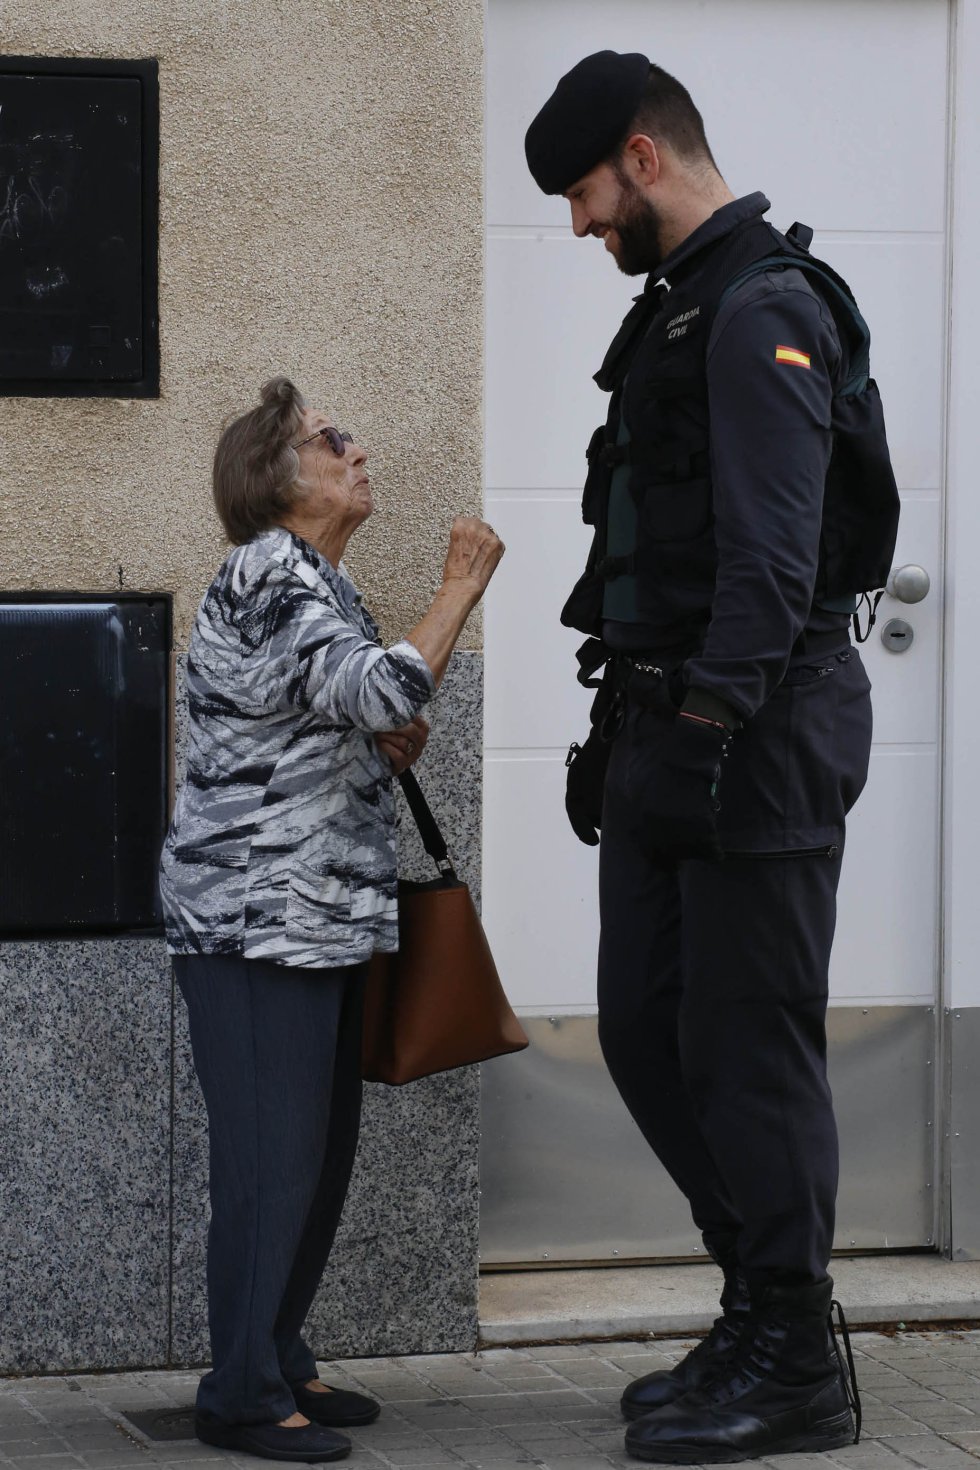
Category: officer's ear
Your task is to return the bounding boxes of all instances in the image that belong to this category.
[620,133,661,187]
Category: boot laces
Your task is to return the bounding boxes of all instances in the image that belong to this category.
[830,1298,862,1444]
[699,1316,781,1401]
[704,1300,862,1427]
[689,1310,743,1365]
[725,1320,781,1395]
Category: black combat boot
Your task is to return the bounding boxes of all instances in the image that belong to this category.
[621,1264,751,1420]
[625,1279,860,1463]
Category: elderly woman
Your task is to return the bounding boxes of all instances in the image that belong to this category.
[160,377,503,1465]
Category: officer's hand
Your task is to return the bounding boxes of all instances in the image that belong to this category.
[564,730,610,847]
[636,714,730,863]
[566,794,600,846]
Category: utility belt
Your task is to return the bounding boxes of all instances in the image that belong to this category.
[578,626,852,692]
[614,626,851,686]
[587,628,854,743]
[564,627,857,845]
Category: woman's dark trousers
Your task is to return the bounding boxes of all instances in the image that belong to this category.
[596,650,872,1290]
[173,953,366,1426]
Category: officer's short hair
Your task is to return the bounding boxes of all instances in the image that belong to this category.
[616,65,717,170]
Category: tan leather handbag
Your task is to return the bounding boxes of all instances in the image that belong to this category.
[361,771,528,1085]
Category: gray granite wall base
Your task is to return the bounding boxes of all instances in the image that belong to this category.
[0,938,173,1373]
[0,651,483,1372]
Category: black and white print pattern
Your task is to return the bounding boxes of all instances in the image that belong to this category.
[159,528,435,968]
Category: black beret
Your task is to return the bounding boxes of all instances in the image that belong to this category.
[525,50,651,196]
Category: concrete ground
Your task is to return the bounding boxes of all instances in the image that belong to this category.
[9,1329,980,1470]
[480,1257,980,1345]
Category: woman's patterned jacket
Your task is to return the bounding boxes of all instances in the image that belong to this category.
[159,528,435,968]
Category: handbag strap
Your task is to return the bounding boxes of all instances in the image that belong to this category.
[398,770,458,882]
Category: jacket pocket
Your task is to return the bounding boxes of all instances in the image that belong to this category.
[723,844,841,861]
[350,875,398,924]
[582,424,610,526]
[286,861,351,940]
[715,651,872,851]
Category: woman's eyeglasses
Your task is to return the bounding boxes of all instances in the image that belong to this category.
[293,426,354,456]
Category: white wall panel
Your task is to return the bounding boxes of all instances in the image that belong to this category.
[484,496,595,749]
[488,0,947,235]
[486,233,635,491]
[483,754,600,1012]
[814,237,946,492]
[832,749,940,1004]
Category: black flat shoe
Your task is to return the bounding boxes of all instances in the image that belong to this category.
[195,1416,351,1463]
[291,1383,381,1427]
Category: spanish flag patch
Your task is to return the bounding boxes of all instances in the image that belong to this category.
[775,345,811,369]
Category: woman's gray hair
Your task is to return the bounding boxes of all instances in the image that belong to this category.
[212,377,306,544]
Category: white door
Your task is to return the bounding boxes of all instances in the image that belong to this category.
[482,0,947,1264]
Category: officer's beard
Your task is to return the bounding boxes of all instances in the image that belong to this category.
[607,169,666,277]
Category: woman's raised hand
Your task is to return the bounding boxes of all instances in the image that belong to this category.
[405,518,506,688]
[442,516,505,599]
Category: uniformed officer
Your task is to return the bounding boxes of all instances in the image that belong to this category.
[525,51,889,1464]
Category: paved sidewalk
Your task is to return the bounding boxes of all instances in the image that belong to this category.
[6,1330,980,1470]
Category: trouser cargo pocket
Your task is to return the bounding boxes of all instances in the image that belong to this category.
[716,649,873,853]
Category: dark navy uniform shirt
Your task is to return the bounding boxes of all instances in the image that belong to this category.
[604,193,849,723]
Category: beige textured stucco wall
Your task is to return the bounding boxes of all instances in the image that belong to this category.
[0,0,484,649]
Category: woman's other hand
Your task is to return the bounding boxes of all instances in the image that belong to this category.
[375,716,430,776]
[442,516,505,598]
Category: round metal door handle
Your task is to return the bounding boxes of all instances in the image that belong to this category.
[887,564,930,604]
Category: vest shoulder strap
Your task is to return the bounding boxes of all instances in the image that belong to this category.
[719,237,871,394]
[593,281,668,393]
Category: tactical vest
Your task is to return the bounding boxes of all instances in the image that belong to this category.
[562,215,901,643]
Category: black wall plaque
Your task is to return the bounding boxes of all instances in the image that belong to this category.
[0,57,159,396]
[0,595,171,936]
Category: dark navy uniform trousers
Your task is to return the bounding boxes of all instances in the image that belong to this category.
[597,646,872,1289]
[174,953,366,1426]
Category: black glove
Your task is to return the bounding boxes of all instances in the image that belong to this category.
[635,713,731,862]
[565,730,612,846]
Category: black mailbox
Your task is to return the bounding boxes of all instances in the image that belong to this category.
[0,56,159,396]
[0,595,170,935]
